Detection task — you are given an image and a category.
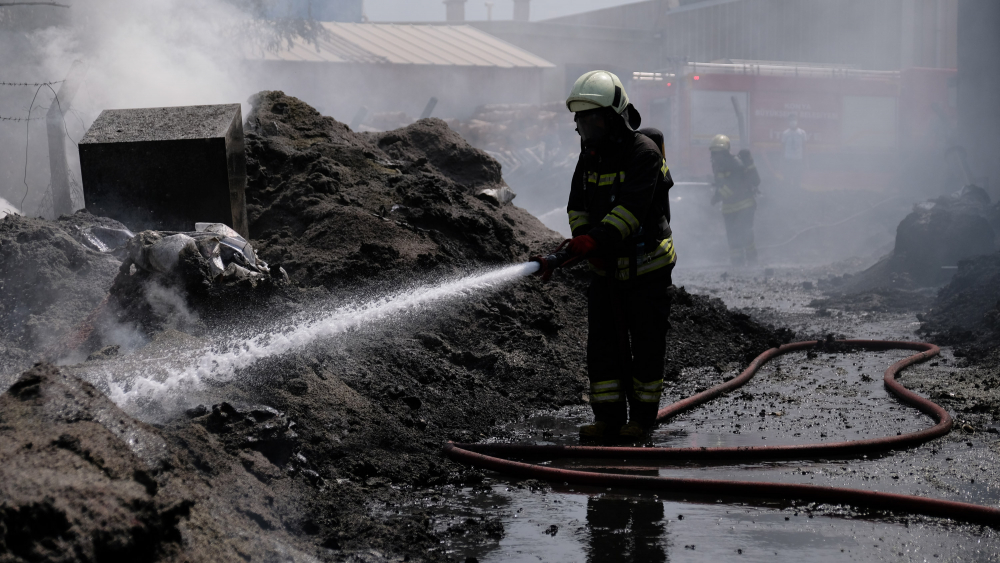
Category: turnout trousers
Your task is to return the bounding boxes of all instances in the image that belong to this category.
[586,269,673,428]
[723,205,757,267]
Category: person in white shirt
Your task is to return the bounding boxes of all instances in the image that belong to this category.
[780,119,807,191]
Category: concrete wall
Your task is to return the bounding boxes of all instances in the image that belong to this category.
[243,61,545,123]
[957,0,1000,200]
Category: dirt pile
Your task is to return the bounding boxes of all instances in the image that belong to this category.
[244,91,550,290]
[0,362,383,562]
[820,188,1000,296]
[0,91,794,561]
[0,213,122,374]
[918,252,1000,362]
[0,364,190,561]
[447,103,578,218]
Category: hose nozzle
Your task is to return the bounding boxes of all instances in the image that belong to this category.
[530,240,579,282]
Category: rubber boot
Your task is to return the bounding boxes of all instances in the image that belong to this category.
[619,421,649,438]
[580,421,617,439]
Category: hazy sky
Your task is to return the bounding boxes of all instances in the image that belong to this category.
[364,0,640,22]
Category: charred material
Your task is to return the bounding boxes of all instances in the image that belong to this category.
[820,187,1000,294]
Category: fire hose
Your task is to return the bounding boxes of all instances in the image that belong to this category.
[445,340,1000,527]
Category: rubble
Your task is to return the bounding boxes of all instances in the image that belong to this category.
[0,213,121,372]
[919,251,1000,362]
[819,186,1000,296]
[448,102,578,220]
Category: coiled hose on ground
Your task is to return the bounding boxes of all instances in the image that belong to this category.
[445,340,1000,527]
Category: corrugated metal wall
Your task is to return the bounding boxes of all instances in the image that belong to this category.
[658,0,904,70]
[544,0,957,72]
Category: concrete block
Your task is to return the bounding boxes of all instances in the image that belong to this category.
[79,104,248,238]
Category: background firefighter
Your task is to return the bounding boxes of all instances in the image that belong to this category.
[536,70,677,440]
[709,134,761,267]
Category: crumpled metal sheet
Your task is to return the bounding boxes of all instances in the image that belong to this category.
[120,222,275,283]
[476,185,517,207]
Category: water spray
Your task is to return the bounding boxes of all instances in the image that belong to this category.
[103,261,541,410]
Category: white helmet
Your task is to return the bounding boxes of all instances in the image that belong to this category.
[566,70,630,114]
[710,134,731,152]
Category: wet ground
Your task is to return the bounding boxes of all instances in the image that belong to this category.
[418,266,1000,562]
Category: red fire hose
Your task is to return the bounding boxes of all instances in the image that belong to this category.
[444,340,1000,527]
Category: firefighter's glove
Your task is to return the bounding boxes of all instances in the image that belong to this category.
[531,238,588,282]
[738,149,753,167]
[566,234,597,258]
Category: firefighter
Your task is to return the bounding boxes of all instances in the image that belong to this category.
[709,134,760,267]
[538,70,676,439]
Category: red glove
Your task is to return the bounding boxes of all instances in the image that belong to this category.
[566,234,597,258]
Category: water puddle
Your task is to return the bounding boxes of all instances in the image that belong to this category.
[428,482,997,562]
[424,338,1000,561]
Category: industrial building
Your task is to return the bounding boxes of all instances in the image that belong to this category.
[468,0,958,96]
[242,21,554,121]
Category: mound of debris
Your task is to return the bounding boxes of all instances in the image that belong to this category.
[0,213,122,372]
[448,103,579,220]
[918,252,1000,362]
[0,364,189,561]
[244,91,551,291]
[0,362,355,562]
[819,186,1000,297]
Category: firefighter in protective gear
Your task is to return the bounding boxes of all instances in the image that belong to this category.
[709,134,760,267]
[561,70,677,440]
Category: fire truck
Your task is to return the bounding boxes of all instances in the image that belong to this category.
[630,62,957,192]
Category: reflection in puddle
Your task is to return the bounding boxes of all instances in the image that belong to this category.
[429,345,1000,561]
[585,496,667,563]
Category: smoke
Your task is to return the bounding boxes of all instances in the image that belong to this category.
[0,0,263,217]
[0,0,977,270]
[144,281,203,333]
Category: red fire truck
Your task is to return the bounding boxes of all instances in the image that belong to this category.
[630,62,957,192]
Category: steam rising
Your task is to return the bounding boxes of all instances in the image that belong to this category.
[96,262,539,415]
[0,0,259,217]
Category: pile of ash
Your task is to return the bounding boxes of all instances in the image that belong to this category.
[448,102,579,225]
[0,91,793,560]
[0,213,122,374]
[816,186,1000,307]
[918,252,1000,362]
[244,91,552,289]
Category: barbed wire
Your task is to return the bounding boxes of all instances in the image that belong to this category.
[0,2,71,7]
[0,80,64,86]
[0,115,43,121]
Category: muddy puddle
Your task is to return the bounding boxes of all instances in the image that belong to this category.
[416,267,1000,562]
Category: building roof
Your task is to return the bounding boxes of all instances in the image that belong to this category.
[249,23,554,68]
